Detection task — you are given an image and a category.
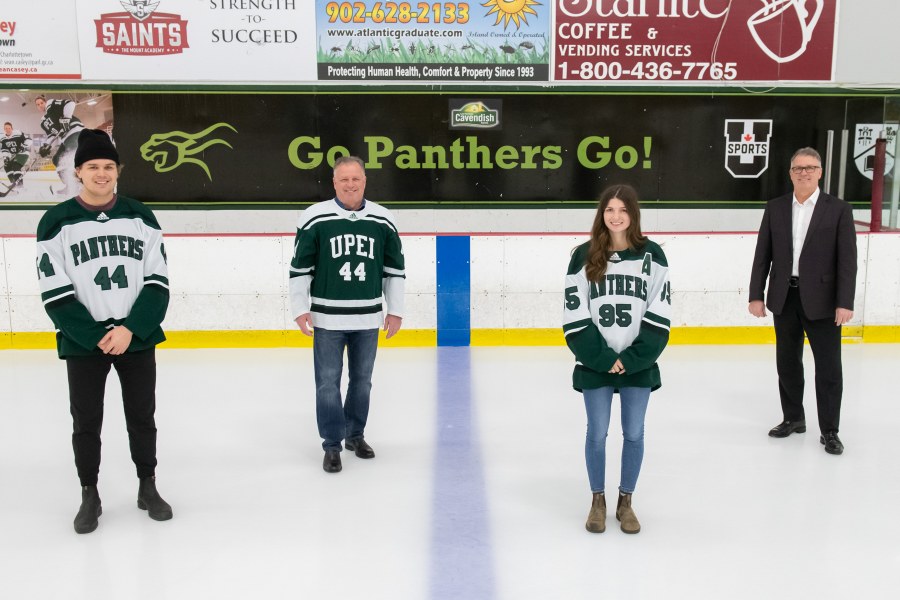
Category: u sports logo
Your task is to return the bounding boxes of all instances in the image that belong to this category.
[139,123,237,180]
[723,119,773,179]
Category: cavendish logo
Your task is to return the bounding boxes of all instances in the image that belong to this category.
[724,119,772,178]
[747,0,823,63]
[853,124,897,181]
[450,101,501,130]
[483,0,541,30]
[139,123,237,180]
[94,1,189,55]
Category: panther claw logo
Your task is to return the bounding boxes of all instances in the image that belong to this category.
[140,123,237,180]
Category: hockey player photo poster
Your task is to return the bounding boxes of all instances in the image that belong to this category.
[0,91,113,204]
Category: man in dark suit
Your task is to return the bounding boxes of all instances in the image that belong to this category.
[748,147,858,455]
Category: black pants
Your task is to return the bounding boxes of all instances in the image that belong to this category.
[66,348,158,486]
[773,287,843,433]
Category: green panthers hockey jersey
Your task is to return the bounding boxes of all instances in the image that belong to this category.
[563,239,671,391]
[289,198,405,331]
[1,129,31,158]
[36,195,169,357]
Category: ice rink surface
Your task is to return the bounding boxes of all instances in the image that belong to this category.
[2,344,898,600]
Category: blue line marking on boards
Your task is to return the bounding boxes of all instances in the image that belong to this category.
[436,236,470,347]
[429,347,494,600]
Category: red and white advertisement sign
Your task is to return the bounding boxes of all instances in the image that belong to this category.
[77,0,316,82]
[554,0,839,82]
[0,2,81,79]
[93,10,190,56]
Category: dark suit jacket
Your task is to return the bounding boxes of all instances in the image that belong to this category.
[749,191,857,320]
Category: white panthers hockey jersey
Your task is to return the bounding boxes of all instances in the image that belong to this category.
[36,195,169,357]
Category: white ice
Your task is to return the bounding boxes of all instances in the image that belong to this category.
[1,344,898,599]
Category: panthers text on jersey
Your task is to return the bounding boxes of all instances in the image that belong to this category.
[563,240,671,391]
[36,196,169,357]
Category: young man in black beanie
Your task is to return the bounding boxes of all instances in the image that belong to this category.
[36,129,174,533]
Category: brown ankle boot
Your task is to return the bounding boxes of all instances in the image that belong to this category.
[585,492,606,533]
[616,492,641,534]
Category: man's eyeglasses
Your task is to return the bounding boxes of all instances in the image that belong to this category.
[790,165,821,174]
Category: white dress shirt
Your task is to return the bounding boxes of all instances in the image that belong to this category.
[791,188,819,277]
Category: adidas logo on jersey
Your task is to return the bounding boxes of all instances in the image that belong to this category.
[348,213,358,220]
[96,212,109,221]
[610,252,621,261]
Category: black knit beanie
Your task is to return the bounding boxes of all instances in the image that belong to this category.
[74,129,120,167]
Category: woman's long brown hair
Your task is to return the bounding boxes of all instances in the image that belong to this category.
[584,184,647,283]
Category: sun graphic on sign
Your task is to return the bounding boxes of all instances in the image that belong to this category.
[482,0,540,30]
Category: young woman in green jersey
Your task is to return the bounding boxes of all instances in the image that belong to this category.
[563,184,672,534]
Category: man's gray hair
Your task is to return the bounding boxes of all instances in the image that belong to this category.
[333,155,365,175]
[791,147,822,165]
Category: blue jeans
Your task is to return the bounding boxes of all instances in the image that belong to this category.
[313,328,379,451]
[583,387,651,494]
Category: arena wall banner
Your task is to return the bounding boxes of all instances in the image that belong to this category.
[554,0,839,82]
[316,0,550,82]
[75,0,317,82]
[93,92,877,208]
[0,2,81,80]
[0,0,850,86]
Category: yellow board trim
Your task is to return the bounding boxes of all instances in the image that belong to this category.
[470,329,565,346]
[162,328,439,348]
[2,326,898,350]
[0,329,438,350]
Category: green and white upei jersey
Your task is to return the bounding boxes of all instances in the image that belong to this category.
[1,130,31,159]
[563,239,671,391]
[36,195,169,357]
[289,198,405,331]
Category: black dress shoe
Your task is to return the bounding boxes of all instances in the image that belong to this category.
[820,431,844,455]
[323,450,342,473]
[768,420,807,438]
[345,438,375,459]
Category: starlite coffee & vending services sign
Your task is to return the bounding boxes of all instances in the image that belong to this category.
[554,0,838,82]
